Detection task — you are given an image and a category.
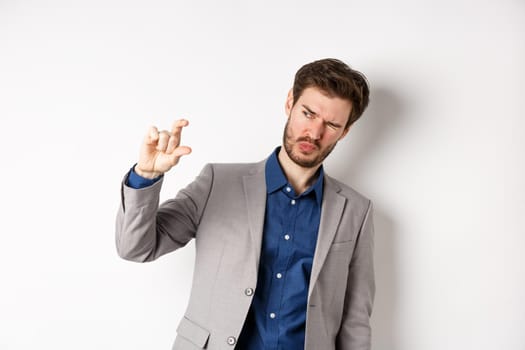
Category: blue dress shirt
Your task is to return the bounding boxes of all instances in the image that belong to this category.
[126,148,324,349]
[237,148,323,350]
[126,165,162,188]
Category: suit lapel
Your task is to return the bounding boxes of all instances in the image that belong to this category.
[308,176,346,298]
[242,162,267,274]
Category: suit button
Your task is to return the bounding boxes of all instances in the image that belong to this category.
[227,336,236,345]
[244,288,254,296]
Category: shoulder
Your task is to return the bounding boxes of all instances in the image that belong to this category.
[192,161,266,199]
[324,174,371,208]
[205,159,266,177]
[195,160,266,187]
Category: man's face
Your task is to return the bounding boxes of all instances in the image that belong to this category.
[283,87,352,168]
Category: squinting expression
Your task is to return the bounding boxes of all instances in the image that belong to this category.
[283,87,352,168]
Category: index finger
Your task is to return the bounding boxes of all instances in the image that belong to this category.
[171,119,189,135]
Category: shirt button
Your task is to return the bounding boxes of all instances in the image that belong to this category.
[269,312,276,319]
[285,186,291,192]
[291,199,296,205]
[226,336,237,346]
[284,234,290,240]
[244,288,254,296]
[276,273,282,279]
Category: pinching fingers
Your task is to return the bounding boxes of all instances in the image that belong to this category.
[166,132,179,153]
[171,119,189,136]
[169,146,192,164]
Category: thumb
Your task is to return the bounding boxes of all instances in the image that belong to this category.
[170,146,192,162]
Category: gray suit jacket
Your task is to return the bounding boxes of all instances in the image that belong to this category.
[116,159,375,350]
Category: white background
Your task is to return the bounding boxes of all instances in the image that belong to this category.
[1,1,524,349]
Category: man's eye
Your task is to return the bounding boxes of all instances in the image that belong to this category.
[303,111,313,118]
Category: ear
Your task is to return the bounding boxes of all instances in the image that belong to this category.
[285,89,293,116]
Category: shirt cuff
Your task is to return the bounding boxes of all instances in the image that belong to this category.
[126,165,162,189]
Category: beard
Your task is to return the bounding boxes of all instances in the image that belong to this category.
[282,118,338,168]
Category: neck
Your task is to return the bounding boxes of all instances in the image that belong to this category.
[277,147,321,195]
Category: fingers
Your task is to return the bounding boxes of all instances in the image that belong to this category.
[145,126,159,145]
[138,119,191,175]
[159,119,189,153]
[157,131,170,151]
[145,119,191,155]
[171,119,189,135]
[167,146,192,166]
[172,146,192,157]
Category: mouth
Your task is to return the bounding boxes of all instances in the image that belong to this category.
[297,141,318,153]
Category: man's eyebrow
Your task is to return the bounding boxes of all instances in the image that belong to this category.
[327,120,343,128]
[302,104,318,116]
[302,104,342,127]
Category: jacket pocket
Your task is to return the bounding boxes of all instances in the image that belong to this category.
[176,316,210,349]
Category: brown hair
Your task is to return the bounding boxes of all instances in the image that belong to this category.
[292,58,370,129]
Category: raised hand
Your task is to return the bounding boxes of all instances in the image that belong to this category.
[135,119,192,179]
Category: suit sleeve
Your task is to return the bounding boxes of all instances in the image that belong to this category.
[115,164,214,262]
[336,201,375,350]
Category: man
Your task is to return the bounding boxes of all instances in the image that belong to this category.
[116,58,375,350]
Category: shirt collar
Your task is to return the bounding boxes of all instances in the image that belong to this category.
[265,147,324,207]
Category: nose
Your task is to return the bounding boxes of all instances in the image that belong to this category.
[307,118,325,140]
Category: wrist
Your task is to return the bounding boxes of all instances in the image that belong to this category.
[134,165,162,179]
